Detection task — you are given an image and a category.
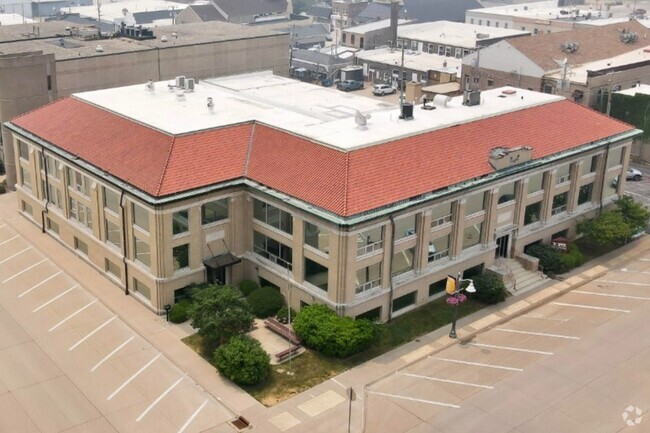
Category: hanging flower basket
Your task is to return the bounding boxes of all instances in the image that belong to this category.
[446,293,467,305]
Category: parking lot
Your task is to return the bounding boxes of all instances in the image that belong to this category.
[364,253,650,433]
[0,218,236,433]
[626,162,650,209]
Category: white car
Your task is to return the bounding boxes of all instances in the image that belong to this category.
[627,167,643,181]
[372,84,396,96]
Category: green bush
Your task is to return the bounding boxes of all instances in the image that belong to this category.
[293,305,377,358]
[0,180,6,195]
[214,335,270,386]
[276,306,297,324]
[470,273,507,305]
[246,286,285,318]
[525,243,566,275]
[169,300,191,323]
[239,280,259,297]
[561,243,585,270]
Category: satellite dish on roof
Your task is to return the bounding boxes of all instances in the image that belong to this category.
[122,7,128,16]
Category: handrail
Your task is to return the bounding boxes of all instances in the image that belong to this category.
[496,257,517,292]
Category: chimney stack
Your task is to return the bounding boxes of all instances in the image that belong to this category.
[390,0,399,49]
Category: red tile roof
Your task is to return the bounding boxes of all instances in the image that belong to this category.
[11,97,634,218]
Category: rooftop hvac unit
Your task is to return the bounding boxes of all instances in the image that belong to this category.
[175,75,186,88]
[185,78,195,92]
[399,102,414,120]
[463,89,481,107]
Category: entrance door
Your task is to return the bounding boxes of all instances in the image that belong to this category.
[495,234,509,258]
[207,266,227,285]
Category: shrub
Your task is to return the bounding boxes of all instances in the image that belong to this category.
[470,273,507,305]
[214,335,270,386]
[0,180,5,195]
[239,280,259,297]
[293,305,377,358]
[276,306,297,324]
[169,300,191,323]
[525,243,566,275]
[247,287,285,318]
[561,243,585,270]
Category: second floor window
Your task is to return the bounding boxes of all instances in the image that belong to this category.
[69,197,92,230]
[172,210,189,235]
[132,203,149,232]
[253,199,293,235]
[253,231,293,270]
[66,168,90,197]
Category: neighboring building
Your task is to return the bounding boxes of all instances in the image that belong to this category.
[466,0,645,34]
[461,21,650,107]
[354,1,406,24]
[355,47,461,86]
[0,20,289,190]
[7,71,638,321]
[291,48,353,81]
[175,4,224,24]
[306,2,332,26]
[341,18,412,49]
[69,0,187,28]
[401,0,483,23]
[211,0,289,24]
[287,23,330,48]
[397,21,529,58]
[611,85,650,162]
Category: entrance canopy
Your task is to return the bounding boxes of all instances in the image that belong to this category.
[203,253,241,269]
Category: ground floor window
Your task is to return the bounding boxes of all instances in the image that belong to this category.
[463,263,484,279]
[429,279,446,297]
[304,258,328,291]
[21,200,33,216]
[105,259,121,278]
[259,278,280,290]
[356,307,381,321]
[392,291,417,312]
[74,237,88,256]
[47,218,59,235]
[133,278,152,300]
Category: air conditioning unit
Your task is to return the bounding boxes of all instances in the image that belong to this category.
[463,89,481,106]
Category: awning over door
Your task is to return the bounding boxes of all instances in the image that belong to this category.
[203,253,241,269]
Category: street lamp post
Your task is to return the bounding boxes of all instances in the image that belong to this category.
[446,273,476,339]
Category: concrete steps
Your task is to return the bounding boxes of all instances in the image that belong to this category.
[501,258,548,295]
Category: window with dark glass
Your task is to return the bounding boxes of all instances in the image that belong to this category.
[201,198,229,224]
[172,210,189,235]
[578,183,593,205]
[391,247,415,277]
[357,226,383,256]
[253,231,292,270]
[173,244,189,271]
[253,199,293,234]
[524,202,541,225]
[498,182,516,204]
[305,258,328,291]
[392,291,416,312]
[356,262,381,294]
[428,235,450,262]
[304,221,329,254]
[552,192,568,215]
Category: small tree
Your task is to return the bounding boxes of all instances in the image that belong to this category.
[525,243,567,275]
[577,211,634,248]
[616,196,649,232]
[247,287,285,318]
[187,285,254,344]
[214,335,270,386]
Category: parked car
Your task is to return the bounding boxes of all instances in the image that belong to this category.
[336,80,364,92]
[627,167,643,181]
[372,84,396,96]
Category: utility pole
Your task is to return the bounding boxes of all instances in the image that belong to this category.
[97,0,101,39]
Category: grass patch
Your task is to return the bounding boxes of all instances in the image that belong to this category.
[181,333,219,362]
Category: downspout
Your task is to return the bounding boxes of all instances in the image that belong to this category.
[386,215,396,322]
[39,146,50,233]
[599,141,611,216]
[119,189,129,295]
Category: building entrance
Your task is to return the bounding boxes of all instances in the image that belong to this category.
[495,234,510,258]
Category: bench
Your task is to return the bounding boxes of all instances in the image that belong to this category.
[264,317,301,345]
[275,345,301,362]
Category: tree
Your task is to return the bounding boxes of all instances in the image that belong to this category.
[247,287,285,318]
[577,211,633,248]
[214,336,270,386]
[187,285,254,344]
[616,196,649,232]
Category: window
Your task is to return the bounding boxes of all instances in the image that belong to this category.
[47,184,62,209]
[66,168,90,196]
[438,45,445,55]
[524,202,541,225]
[69,197,93,230]
[607,147,624,168]
[455,48,462,58]
[356,262,381,294]
[253,199,293,234]
[580,155,598,176]
[528,172,544,194]
[504,23,508,29]
[305,258,328,291]
[543,85,553,94]
[47,218,59,235]
[578,183,593,205]
[392,291,416,312]
[478,19,482,25]
[487,79,494,87]
[342,33,346,43]
[428,43,434,54]
[105,220,121,248]
[356,307,381,321]
[104,188,119,213]
[43,155,62,179]
[429,279,446,297]
[20,166,31,190]
[172,210,189,235]
[173,244,189,271]
[498,182,516,204]
[106,259,121,278]
[395,215,416,240]
[486,20,491,26]
[74,237,88,256]
[201,198,229,224]
[465,191,485,216]
[253,231,293,270]
[556,164,571,185]
[304,221,329,254]
[391,247,415,277]
[21,200,33,216]
[551,192,568,215]
[428,235,450,262]
[604,174,619,197]
[19,140,29,160]
[133,278,151,300]
[470,18,474,24]
[431,202,452,228]
[495,22,499,28]
[134,237,151,267]
[132,203,149,232]
[462,222,483,249]
[445,46,452,57]
[357,226,383,256]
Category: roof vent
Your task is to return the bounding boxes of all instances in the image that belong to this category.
[620,31,638,44]
[175,75,186,88]
[172,32,178,39]
[433,94,451,107]
[501,89,517,95]
[96,44,103,52]
[560,41,579,53]
[160,35,168,42]
[355,110,371,127]
[207,97,214,111]
[476,33,490,39]
[145,79,155,91]
[463,89,481,107]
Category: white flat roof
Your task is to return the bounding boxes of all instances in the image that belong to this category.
[345,18,413,34]
[398,21,529,49]
[75,71,564,151]
[70,0,187,22]
[0,13,32,25]
[355,48,461,74]
[617,84,650,96]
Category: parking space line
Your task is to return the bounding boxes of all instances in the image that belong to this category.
[91,336,135,372]
[639,258,650,262]
[107,353,161,400]
[0,224,6,229]
[367,391,460,409]
[551,302,630,313]
[0,235,19,246]
[522,314,569,322]
[0,246,32,264]
[620,268,650,275]
[48,300,97,332]
[598,280,650,287]
[69,316,116,351]
[2,258,48,283]
[397,372,493,389]
[429,357,523,372]
[467,342,553,355]
[495,328,580,340]
[573,290,650,301]
[177,398,210,433]
[136,376,184,422]
[33,285,77,312]
[18,271,63,298]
